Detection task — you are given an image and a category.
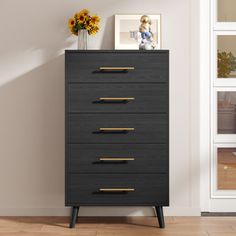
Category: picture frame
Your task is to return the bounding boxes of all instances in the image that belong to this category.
[114,14,161,50]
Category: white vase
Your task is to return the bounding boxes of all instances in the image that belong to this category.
[78,29,88,50]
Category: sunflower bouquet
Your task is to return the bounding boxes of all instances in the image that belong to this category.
[68,9,100,36]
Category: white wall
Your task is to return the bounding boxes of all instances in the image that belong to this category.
[199,0,211,212]
[0,0,200,216]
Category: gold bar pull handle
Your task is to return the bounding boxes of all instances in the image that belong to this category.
[98,97,135,101]
[99,128,135,132]
[99,157,135,161]
[99,188,135,192]
[99,67,135,71]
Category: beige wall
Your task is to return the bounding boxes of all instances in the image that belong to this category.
[0,0,200,216]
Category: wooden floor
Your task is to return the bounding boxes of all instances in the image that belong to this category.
[0,216,236,236]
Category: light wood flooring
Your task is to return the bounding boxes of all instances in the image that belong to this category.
[0,216,236,236]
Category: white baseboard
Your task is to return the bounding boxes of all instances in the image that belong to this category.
[0,207,200,217]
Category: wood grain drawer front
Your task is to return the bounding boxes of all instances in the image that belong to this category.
[67,144,168,173]
[66,174,169,206]
[68,114,168,144]
[66,51,169,83]
[68,84,168,113]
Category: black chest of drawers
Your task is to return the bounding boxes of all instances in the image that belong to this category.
[65,50,169,228]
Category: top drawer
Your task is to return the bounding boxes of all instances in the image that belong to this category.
[65,51,169,83]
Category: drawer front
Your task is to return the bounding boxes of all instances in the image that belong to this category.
[67,144,168,173]
[66,51,169,83]
[68,114,168,144]
[66,174,169,206]
[69,83,168,113]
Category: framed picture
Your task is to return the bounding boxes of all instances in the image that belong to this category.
[114,14,161,50]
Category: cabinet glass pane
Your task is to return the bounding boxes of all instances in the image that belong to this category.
[218,36,236,78]
[218,92,236,134]
[218,0,236,22]
[218,148,236,190]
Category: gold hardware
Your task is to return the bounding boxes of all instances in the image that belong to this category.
[99,188,135,192]
[99,67,135,71]
[99,97,135,101]
[99,157,135,161]
[99,128,135,131]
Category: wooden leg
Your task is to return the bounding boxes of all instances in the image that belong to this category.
[69,206,79,228]
[155,206,165,228]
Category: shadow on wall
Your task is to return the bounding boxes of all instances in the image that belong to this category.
[0,0,74,58]
[0,0,73,207]
[100,16,115,49]
[0,0,118,209]
[0,54,158,217]
[0,55,65,207]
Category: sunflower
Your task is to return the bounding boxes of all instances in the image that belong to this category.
[88,21,96,28]
[85,24,92,31]
[70,27,78,36]
[79,9,89,17]
[68,9,100,36]
[88,25,99,35]
[90,15,100,24]
[77,13,87,24]
[75,9,89,20]
[70,25,78,35]
[68,18,76,28]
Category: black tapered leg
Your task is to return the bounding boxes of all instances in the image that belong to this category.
[155,206,165,228]
[70,206,79,228]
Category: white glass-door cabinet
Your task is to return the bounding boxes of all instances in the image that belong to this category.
[210,0,236,211]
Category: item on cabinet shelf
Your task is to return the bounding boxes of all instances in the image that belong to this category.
[218,51,236,78]
[115,14,161,50]
[68,9,100,49]
[139,15,157,50]
[65,50,169,229]
[217,148,236,190]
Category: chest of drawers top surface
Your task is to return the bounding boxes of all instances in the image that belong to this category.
[65,50,169,83]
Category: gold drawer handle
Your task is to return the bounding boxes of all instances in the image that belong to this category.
[99,157,135,161]
[99,97,135,101]
[99,128,135,132]
[99,67,135,71]
[99,188,135,192]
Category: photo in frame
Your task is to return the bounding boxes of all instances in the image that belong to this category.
[114,14,161,50]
